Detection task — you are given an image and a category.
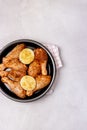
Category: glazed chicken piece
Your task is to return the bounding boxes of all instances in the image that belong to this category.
[8,69,26,81]
[40,60,48,75]
[35,75,51,91]
[3,44,25,64]
[34,48,48,75]
[0,44,26,71]
[3,58,27,72]
[26,75,51,96]
[0,70,26,81]
[1,77,26,98]
[34,48,48,61]
[28,60,41,77]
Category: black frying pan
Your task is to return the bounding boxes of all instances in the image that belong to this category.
[0,39,56,102]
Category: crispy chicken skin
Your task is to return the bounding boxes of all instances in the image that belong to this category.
[8,70,26,81]
[26,75,51,96]
[0,58,27,72]
[28,48,48,78]
[35,75,51,91]
[3,58,27,72]
[34,48,48,61]
[28,60,41,77]
[40,60,47,75]
[0,44,26,71]
[3,44,25,64]
[1,77,26,98]
[0,70,26,81]
[33,48,48,75]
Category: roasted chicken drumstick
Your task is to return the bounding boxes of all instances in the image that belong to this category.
[1,77,26,98]
[28,48,48,77]
[0,70,26,81]
[3,58,27,72]
[3,44,25,64]
[26,75,51,96]
[34,48,48,75]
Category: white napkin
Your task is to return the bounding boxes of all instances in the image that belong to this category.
[46,44,63,95]
[46,44,62,69]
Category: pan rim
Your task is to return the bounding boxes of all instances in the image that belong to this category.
[0,39,57,102]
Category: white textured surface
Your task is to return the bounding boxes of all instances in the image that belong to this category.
[0,0,87,130]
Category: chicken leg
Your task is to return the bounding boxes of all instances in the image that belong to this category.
[1,77,26,98]
[3,44,25,64]
[3,58,27,72]
[26,75,51,96]
[33,48,48,75]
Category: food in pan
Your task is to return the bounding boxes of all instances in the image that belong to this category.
[0,44,51,98]
[28,60,41,77]
[0,70,26,81]
[3,44,25,64]
[26,75,51,96]
[1,77,26,98]
[34,48,48,75]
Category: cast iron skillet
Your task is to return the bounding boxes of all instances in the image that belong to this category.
[0,39,56,102]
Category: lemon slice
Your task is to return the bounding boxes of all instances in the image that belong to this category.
[20,75,36,91]
[19,48,34,64]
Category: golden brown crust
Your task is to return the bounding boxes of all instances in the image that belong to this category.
[1,77,26,98]
[35,75,51,91]
[8,70,26,81]
[4,58,27,72]
[34,48,48,61]
[26,75,51,96]
[28,60,41,77]
[3,44,25,64]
